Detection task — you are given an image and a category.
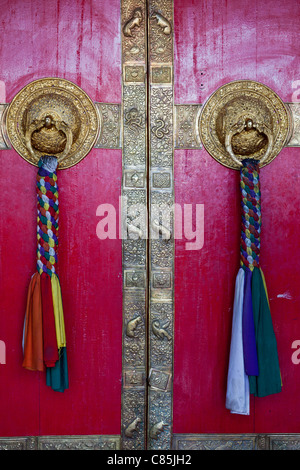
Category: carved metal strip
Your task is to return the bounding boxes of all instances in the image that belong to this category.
[172,433,300,450]
[286,103,300,147]
[3,433,300,451]
[172,434,266,450]
[0,435,120,450]
[94,103,121,149]
[148,0,174,451]
[121,0,148,450]
[0,104,10,150]
[174,104,202,149]
[1,102,300,153]
[269,434,300,450]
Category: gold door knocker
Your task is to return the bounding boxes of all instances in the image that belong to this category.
[6,78,101,169]
[199,80,291,169]
[25,112,73,162]
[224,116,274,168]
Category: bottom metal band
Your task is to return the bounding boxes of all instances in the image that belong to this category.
[2,433,300,450]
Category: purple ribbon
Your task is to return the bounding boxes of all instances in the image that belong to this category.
[242,268,259,376]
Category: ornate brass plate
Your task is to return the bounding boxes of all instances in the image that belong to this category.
[199,80,291,170]
[6,78,101,169]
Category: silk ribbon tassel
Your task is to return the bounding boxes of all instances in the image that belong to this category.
[22,272,44,372]
[226,159,281,414]
[22,156,68,392]
[226,268,250,415]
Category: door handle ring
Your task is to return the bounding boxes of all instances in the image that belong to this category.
[225,117,274,167]
[6,78,100,169]
[25,113,73,161]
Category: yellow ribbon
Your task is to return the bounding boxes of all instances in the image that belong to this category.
[51,273,66,348]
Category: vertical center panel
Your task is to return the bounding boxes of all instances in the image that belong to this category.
[121,0,148,450]
[147,0,174,450]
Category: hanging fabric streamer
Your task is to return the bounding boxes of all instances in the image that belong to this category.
[22,155,69,392]
[226,159,281,414]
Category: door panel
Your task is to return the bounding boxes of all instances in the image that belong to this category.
[0,0,122,438]
[173,0,300,436]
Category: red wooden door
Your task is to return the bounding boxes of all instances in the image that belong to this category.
[0,0,122,441]
[173,0,300,439]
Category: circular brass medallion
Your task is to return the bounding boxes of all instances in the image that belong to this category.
[6,78,101,169]
[199,80,291,170]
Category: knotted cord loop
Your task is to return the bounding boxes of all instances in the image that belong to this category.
[240,159,261,271]
[36,156,59,276]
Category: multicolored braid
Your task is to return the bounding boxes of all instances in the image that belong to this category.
[36,156,59,277]
[240,159,261,271]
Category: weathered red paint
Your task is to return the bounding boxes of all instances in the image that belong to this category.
[173,0,300,433]
[0,0,122,436]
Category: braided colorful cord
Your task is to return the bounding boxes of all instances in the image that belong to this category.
[240,159,261,271]
[36,157,59,277]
